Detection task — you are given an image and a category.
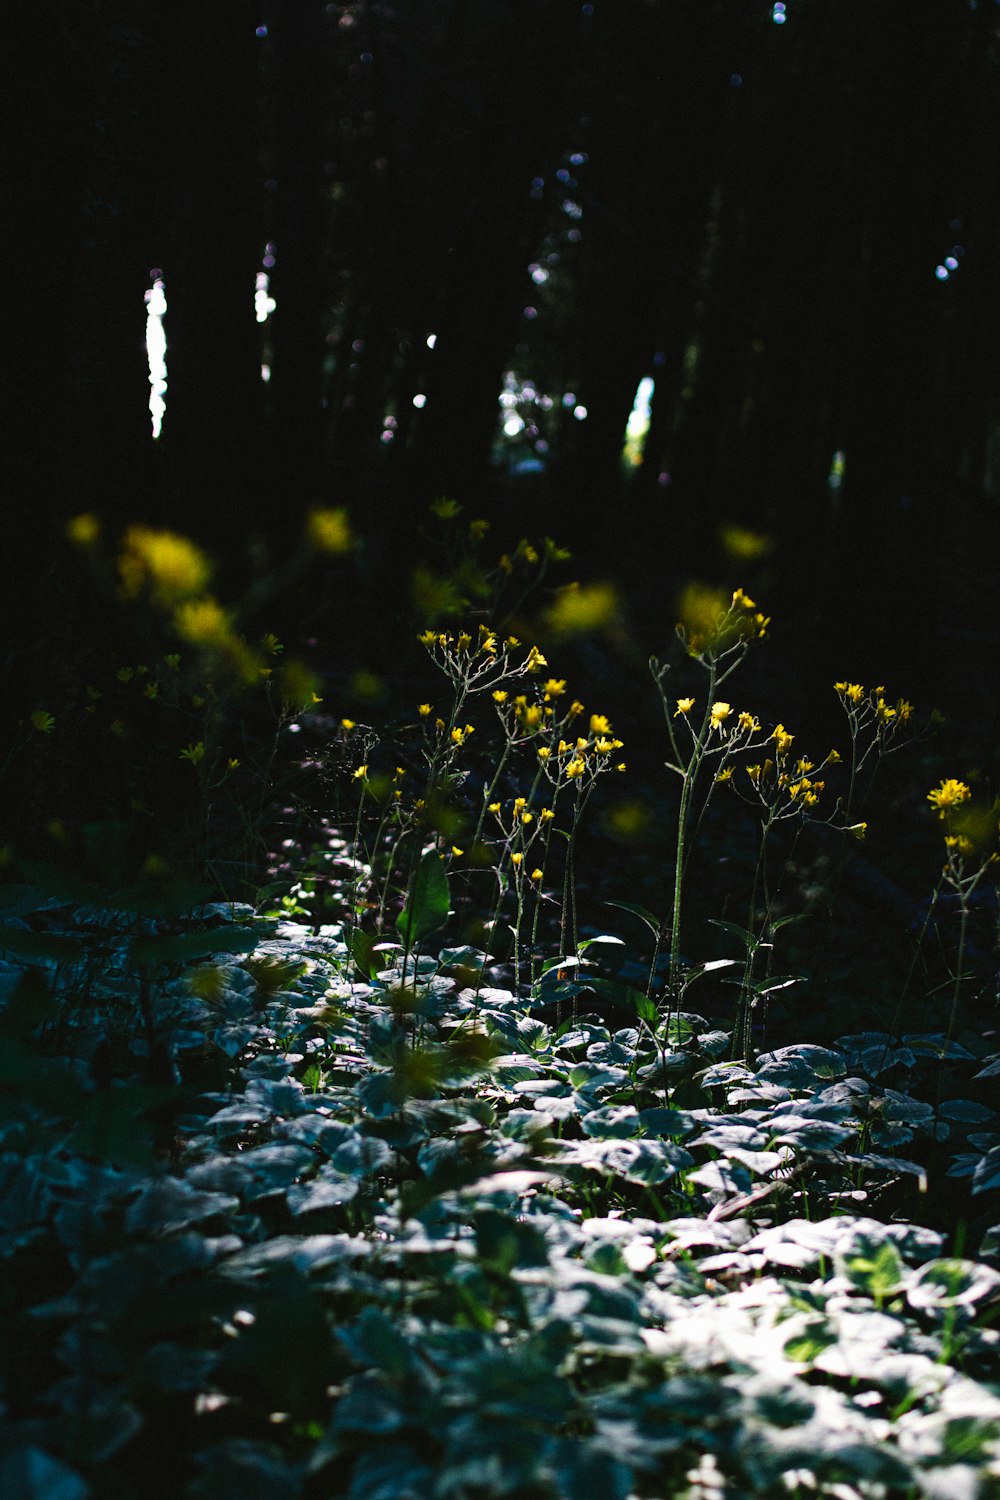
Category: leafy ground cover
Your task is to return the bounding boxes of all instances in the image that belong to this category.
[1,893,998,1498]
[3,520,999,1497]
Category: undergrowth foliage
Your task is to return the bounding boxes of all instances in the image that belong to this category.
[0,512,998,1499]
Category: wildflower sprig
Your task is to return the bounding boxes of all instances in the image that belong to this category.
[418,626,547,711]
[834,681,920,821]
[652,587,771,1012]
[923,777,1000,1045]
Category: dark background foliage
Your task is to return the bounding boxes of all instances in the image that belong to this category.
[7,0,1000,723]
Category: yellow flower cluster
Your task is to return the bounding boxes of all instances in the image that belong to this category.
[676,584,770,660]
[418,624,544,698]
[926,778,971,814]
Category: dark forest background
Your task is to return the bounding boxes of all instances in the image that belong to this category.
[7,0,1000,729]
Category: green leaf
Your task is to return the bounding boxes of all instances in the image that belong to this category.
[707,917,756,948]
[397,848,450,945]
[350,928,378,980]
[0,885,45,918]
[128,925,258,968]
[578,974,652,1018]
[605,899,661,937]
[0,926,85,962]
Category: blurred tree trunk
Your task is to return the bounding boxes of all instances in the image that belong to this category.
[154,1,265,555]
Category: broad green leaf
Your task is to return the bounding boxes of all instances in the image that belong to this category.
[972,1144,1000,1194]
[0,885,45,918]
[396,848,450,944]
[350,928,378,980]
[0,926,84,962]
[128,925,258,968]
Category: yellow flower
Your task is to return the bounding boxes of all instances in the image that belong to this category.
[120,526,211,602]
[456,632,472,652]
[847,822,868,840]
[505,635,521,648]
[565,757,586,779]
[451,846,464,857]
[594,737,616,753]
[544,678,567,699]
[737,711,760,732]
[488,802,502,814]
[180,741,206,765]
[341,718,357,730]
[716,767,734,784]
[731,587,756,610]
[519,704,543,729]
[540,807,555,822]
[479,633,497,655]
[306,507,352,553]
[896,699,915,722]
[30,709,55,734]
[352,764,369,780]
[511,851,524,866]
[835,682,865,704]
[589,713,612,734]
[674,697,695,717]
[945,834,975,856]
[513,797,527,811]
[174,597,231,647]
[450,725,474,745]
[418,630,437,647]
[525,645,547,672]
[469,518,490,540]
[530,868,543,881]
[827,748,842,764]
[520,812,534,826]
[66,512,101,546]
[545,580,618,634]
[537,746,552,760]
[492,690,509,704]
[771,723,794,755]
[927,778,971,814]
[710,701,733,729]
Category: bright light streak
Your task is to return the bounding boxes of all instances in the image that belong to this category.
[144,277,167,439]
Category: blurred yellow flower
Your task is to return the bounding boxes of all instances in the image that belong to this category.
[120,526,211,602]
[306,507,352,553]
[174,597,231,646]
[66,512,100,547]
[30,709,55,734]
[545,580,618,635]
